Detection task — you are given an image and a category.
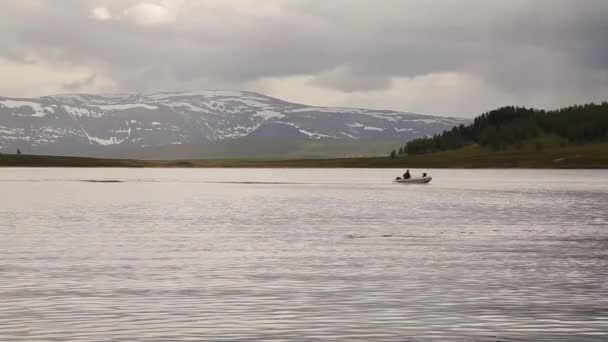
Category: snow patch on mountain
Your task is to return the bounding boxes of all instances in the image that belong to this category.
[290,107,363,114]
[0,126,24,135]
[236,99,271,108]
[64,106,105,118]
[403,118,443,124]
[81,126,131,146]
[253,110,284,120]
[340,132,360,139]
[0,90,470,155]
[87,135,126,146]
[143,90,247,100]
[164,102,207,112]
[364,113,400,122]
[0,100,47,117]
[95,104,159,111]
[278,122,338,139]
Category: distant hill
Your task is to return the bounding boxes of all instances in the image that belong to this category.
[395,103,608,156]
[0,90,468,159]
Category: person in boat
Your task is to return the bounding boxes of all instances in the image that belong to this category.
[403,170,411,179]
[423,173,427,178]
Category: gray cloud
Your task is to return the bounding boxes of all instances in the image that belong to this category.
[1,0,608,116]
[62,73,97,92]
[309,66,393,92]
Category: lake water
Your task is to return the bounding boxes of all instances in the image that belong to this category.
[1,168,607,341]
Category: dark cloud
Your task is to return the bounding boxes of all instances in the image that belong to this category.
[1,0,608,115]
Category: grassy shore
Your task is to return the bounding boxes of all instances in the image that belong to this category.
[1,142,607,168]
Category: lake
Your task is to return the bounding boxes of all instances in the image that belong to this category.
[1,168,607,341]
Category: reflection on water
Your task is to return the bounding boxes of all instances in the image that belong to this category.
[1,168,607,341]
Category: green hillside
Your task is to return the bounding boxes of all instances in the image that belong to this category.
[397,103,608,155]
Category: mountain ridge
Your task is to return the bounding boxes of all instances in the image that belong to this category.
[0,90,468,158]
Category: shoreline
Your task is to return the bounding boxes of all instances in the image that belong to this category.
[2,143,608,169]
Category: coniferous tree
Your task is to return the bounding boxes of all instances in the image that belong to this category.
[397,102,608,155]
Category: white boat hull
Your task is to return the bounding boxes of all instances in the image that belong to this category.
[393,176,432,184]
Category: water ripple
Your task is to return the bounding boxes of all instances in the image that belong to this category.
[1,168,607,341]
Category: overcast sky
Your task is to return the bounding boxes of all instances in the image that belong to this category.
[1,0,607,117]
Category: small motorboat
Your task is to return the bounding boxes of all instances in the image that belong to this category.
[393,176,432,184]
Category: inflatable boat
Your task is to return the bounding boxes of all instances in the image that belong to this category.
[393,176,432,184]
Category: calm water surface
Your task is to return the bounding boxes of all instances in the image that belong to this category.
[1,168,607,341]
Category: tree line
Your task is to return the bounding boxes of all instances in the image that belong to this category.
[391,102,608,156]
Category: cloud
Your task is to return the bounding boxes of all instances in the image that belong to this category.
[91,2,177,26]
[123,2,176,26]
[0,56,116,97]
[1,0,608,116]
[91,7,113,21]
[309,66,393,92]
[62,73,98,92]
[255,72,513,117]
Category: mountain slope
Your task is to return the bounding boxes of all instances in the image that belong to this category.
[0,90,468,158]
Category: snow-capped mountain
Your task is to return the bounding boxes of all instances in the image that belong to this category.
[0,90,468,157]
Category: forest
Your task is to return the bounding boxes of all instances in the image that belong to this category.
[395,103,608,156]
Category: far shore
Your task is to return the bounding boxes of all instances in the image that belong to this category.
[1,143,608,169]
